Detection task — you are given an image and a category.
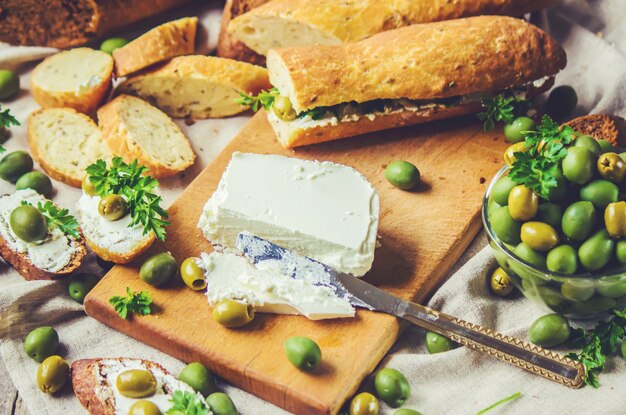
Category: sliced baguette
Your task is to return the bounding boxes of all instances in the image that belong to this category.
[72,358,208,415]
[28,108,113,188]
[564,114,626,148]
[113,17,198,77]
[97,95,195,178]
[216,0,269,65]
[0,189,86,280]
[31,48,113,115]
[118,55,271,118]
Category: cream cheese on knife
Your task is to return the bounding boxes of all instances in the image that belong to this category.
[197,152,379,277]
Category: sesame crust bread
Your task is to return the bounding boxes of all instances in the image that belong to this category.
[267,16,566,114]
[229,0,557,56]
[216,0,269,65]
[117,55,271,119]
[565,114,626,148]
[113,17,198,77]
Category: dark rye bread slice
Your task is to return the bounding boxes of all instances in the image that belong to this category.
[564,114,626,148]
[216,0,270,65]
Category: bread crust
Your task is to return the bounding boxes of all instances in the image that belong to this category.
[118,55,271,118]
[267,16,566,113]
[216,0,269,65]
[31,48,113,115]
[113,17,197,77]
[565,114,626,148]
[85,233,156,264]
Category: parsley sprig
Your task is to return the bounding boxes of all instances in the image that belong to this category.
[508,115,575,199]
[166,391,210,415]
[109,287,153,319]
[477,94,531,131]
[566,307,626,387]
[236,87,280,111]
[0,106,20,153]
[20,200,80,239]
[86,157,170,240]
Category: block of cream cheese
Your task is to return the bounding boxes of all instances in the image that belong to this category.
[200,251,355,319]
[198,152,379,276]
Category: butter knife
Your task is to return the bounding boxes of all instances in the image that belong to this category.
[236,233,586,388]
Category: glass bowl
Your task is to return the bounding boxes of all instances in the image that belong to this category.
[483,166,626,319]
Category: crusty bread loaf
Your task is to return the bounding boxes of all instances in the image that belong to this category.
[0,190,87,281]
[217,0,269,65]
[267,16,566,114]
[31,48,113,115]
[0,0,192,49]
[565,114,626,148]
[97,95,195,178]
[229,0,557,55]
[28,108,113,188]
[118,55,271,119]
[113,17,197,77]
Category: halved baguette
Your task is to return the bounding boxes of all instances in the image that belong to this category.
[97,95,196,178]
[0,189,86,280]
[118,55,271,118]
[216,0,269,65]
[113,17,198,77]
[565,114,626,148]
[31,48,113,115]
[28,108,113,188]
[72,358,208,415]
[229,0,558,56]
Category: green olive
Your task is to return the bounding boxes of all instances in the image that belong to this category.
[425,331,456,354]
[560,279,594,301]
[492,175,516,206]
[394,410,423,415]
[597,152,626,184]
[536,203,562,229]
[350,392,379,415]
[100,37,129,54]
[140,252,177,287]
[503,142,527,166]
[207,392,238,415]
[597,139,615,154]
[283,336,321,371]
[595,277,626,299]
[115,369,157,398]
[98,194,128,221]
[561,201,596,241]
[37,355,69,394]
[489,267,514,297]
[504,116,536,143]
[528,314,571,348]
[520,222,559,252]
[490,205,522,245]
[24,326,59,363]
[580,180,619,209]
[508,185,538,221]
[15,171,53,198]
[68,273,100,304]
[129,400,162,415]
[0,151,34,183]
[622,342,626,360]
[546,85,577,119]
[385,160,420,190]
[10,204,47,242]
[213,299,255,328]
[562,147,595,185]
[513,242,546,268]
[617,240,626,264]
[546,245,578,274]
[178,362,215,397]
[571,296,616,314]
[573,135,602,157]
[180,257,207,291]
[545,167,569,202]
[374,368,410,408]
[0,69,20,100]
[578,229,614,272]
[82,175,97,196]
[272,96,296,121]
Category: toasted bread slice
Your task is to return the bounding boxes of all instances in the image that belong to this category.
[565,114,626,148]
[117,55,271,119]
[72,358,208,415]
[0,189,86,280]
[77,193,156,264]
[27,108,113,188]
[113,17,198,77]
[31,48,113,115]
[97,95,195,178]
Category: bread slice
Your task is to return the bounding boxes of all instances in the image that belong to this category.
[228,0,557,56]
[0,189,86,280]
[113,17,197,77]
[31,48,113,115]
[28,108,113,188]
[118,55,271,119]
[565,114,626,148]
[72,358,208,415]
[76,193,156,264]
[97,95,195,178]
[216,0,269,65]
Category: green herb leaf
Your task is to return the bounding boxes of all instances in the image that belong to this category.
[477,94,530,131]
[299,106,331,120]
[235,88,280,112]
[166,390,210,415]
[474,391,522,415]
[85,157,170,240]
[108,287,152,319]
[0,106,20,153]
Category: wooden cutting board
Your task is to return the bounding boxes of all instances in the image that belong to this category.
[85,112,508,415]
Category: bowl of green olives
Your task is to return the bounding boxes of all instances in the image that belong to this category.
[483,135,626,319]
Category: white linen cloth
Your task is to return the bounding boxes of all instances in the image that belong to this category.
[1,1,625,414]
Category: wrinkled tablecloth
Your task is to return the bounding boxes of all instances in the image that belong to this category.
[1,1,625,414]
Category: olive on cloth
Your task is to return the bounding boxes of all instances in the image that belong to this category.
[15,171,53,197]
[528,314,571,348]
[425,331,456,354]
[24,326,58,363]
[489,267,514,297]
[178,362,215,396]
[374,368,410,408]
[0,151,34,183]
[207,392,238,415]
[37,355,69,394]
[350,392,379,415]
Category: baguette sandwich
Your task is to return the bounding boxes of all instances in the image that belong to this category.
[244,16,566,148]
[228,0,557,56]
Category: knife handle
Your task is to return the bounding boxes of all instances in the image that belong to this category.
[399,302,586,388]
